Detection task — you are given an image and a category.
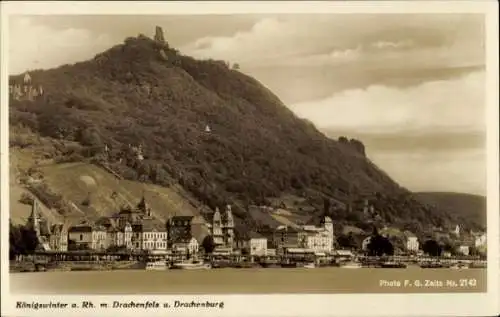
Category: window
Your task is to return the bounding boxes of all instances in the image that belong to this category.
[80,234,83,241]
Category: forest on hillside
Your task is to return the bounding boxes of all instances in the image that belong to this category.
[9,33,479,235]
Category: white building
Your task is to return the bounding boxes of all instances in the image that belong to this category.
[362,236,372,251]
[107,222,133,250]
[458,245,470,256]
[266,249,276,256]
[210,205,234,249]
[249,234,268,256]
[132,220,168,251]
[474,232,487,248]
[172,237,199,256]
[211,208,224,245]
[406,236,419,252]
[235,231,268,257]
[49,223,69,252]
[68,224,107,250]
[303,231,331,252]
[299,216,334,253]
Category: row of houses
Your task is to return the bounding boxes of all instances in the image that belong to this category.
[27,197,202,255]
[230,216,335,258]
[25,195,486,258]
[26,196,334,258]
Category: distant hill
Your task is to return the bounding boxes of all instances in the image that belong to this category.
[8,28,479,235]
[414,192,486,230]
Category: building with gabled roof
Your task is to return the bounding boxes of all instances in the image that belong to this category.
[167,215,194,247]
[210,205,234,250]
[235,231,268,257]
[26,199,66,251]
[68,222,108,250]
[130,218,168,251]
[49,223,69,251]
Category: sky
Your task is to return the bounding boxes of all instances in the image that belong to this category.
[8,14,487,196]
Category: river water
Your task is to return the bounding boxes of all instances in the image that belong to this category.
[10,267,486,294]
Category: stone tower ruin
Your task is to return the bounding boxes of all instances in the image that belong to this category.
[154,26,165,43]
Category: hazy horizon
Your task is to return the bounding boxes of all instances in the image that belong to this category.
[8,14,487,196]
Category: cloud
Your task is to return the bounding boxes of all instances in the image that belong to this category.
[289,70,485,132]
[371,40,414,50]
[10,14,484,76]
[371,148,486,196]
[181,18,308,65]
[181,14,484,69]
[323,129,485,154]
[9,17,116,74]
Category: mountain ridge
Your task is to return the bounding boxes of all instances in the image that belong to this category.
[8,30,483,235]
[414,192,486,230]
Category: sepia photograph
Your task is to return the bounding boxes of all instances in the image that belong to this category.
[1,1,498,317]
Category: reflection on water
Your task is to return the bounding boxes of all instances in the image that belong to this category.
[10,267,487,294]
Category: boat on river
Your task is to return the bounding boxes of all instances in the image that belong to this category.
[145,261,169,271]
[419,262,449,269]
[380,261,407,268]
[450,262,469,270]
[260,260,281,268]
[339,261,362,269]
[171,260,211,270]
[303,262,316,269]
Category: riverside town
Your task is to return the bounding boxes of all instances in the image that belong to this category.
[10,193,487,272]
[8,26,487,275]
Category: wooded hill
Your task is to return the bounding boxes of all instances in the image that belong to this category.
[9,30,482,235]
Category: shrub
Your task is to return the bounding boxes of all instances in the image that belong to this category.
[19,192,34,205]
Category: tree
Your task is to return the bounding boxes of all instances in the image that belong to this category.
[19,192,34,205]
[468,246,480,257]
[391,235,406,254]
[367,234,394,256]
[422,239,442,257]
[21,226,39,253]
[79,127,103,147]
[336,233,357,249]
[202,235,216,254]
[442,242,454,254]
[9,222,24,259]
[10,223,39,257]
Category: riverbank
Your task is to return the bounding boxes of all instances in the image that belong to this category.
[9,261,141,273]
[10,267,487,294]
[9,257,487,273]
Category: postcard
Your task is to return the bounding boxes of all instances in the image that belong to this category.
[1,1,499,317]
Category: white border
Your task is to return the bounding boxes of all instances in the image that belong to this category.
[1,1,499,317]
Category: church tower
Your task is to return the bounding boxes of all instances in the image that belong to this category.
[212,207,223,245]
[321,216,334,252]
[323,216,333,235]
[137,192,151,217]
[224,204,234,248]
[28,199,41,238]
